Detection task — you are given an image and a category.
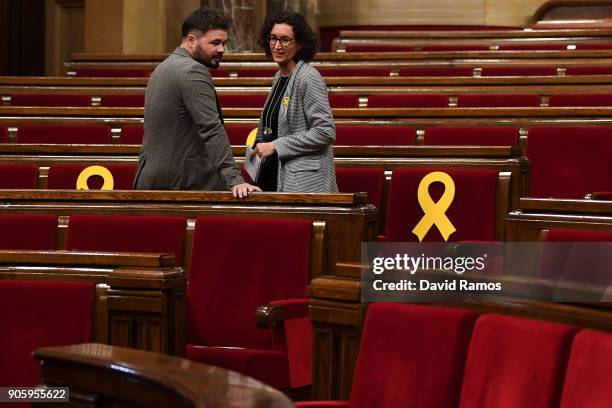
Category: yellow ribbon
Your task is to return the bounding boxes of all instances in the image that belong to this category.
[412,171,456,242]
[76,165,114,190]
[282,96,290,106]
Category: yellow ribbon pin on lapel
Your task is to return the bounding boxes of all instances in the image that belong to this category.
[282,96,290,106]
[412,171,456,241]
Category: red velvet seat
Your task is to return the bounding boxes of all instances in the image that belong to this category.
[0,125,7,143]
[398,67,474,76]
[317,67,390,77]
[590,191,612,200]
[99,94,145,107]
[498,43,568,50]
[186,216,313,390]
[0,280,93,388]
[459,314,577,408]
[548,94,612,107]
[10,94,91,107]
[526,127,612,198]
[236,68,278,77]
[297,303,478,408]
[457,93,540,107]
[65,214,186,266]
[423,126,519,146]
[565,66,612,75]
[0,214,57,249]
[335,125,417,146]
[47,163,137,190]
[16,125,112,144]
[225,123,258,145]
[421,44,489,51]
[384,168,499,242]
[119,124,144,144]
[219,94,268,108]
[344,44,412,52]
[336,168,384,223]
[0,163,39,189]
[480,66,558,76]
[328,94,359,108]
[210,69,230,77]
[367,94,449,108]
[73,68,150,77]
[560,330,612,407]
[574,43,612,50]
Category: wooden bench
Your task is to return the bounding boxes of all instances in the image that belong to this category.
[0,250,185,355]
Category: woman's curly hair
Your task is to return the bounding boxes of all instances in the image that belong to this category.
[259,10,318,63]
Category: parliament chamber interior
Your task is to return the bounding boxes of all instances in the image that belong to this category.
[1,0,612,406]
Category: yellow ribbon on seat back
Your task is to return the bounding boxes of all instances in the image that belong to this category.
[412,171,457,242]
[76,165,114,190]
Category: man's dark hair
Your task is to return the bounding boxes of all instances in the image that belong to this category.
[259,10,318,62]
[181,8,232,38]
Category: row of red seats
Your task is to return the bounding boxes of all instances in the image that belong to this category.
[342,42,612,52]
[8,92,612,108]
[66,65,612,77]
[298,302,612,407]
[0,214,315,391]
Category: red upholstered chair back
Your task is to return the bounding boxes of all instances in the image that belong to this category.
[385,168,499,242]
[0,214,57,249]
[336,167,384,217]
[457,94,540,107]
[399,66,473,76]
[16,125,112,144]
[47,163,137,190]
[423,126,519,146]
[225,123,258,145]
[499,43,568,50]
[367,94,449,108]
[0,280,93,387]
[73,68,150,77]
[574,43,612,50]
[187,216,312,350]
[421,44,489,51]
[349,303,478,408]
[539,228,612,286]
[565,66,612,75]
[0,125,7,143]
[318,67,390,77]
[99,94,145,107]
[335,125,417,146]
[219,94,268,108]
[236,68,278,77]
[526,127,612,198]
[480,66,557,76]
[0,163,39,189]
[10,93,91,107]
[328,94,359,108]
[210,69,230,77]
[549,94,612,107]
[345,44,412,52]
[119,124,144,144]
[65,214,186,266]
[560,330,612,407]
[459,314,577,408]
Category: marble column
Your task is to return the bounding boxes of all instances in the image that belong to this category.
[204,0,265,53]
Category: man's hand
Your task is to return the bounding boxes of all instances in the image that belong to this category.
[231,183,261,198]
[252,142,276,159]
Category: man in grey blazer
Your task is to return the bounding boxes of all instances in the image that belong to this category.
[133,8,259,198]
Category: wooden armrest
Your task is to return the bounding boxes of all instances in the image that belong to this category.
[0,249,175,268]
[255,299,308,329]
[35,343,293,408]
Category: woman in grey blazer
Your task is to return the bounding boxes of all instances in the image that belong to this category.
[252,10,338,193]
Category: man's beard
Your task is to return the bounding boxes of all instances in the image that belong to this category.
[193,44,222,69]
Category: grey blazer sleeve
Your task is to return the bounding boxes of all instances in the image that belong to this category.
[273,69,335,160]
[182,64,244,188]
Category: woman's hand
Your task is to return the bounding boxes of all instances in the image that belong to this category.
[252,142,276,159]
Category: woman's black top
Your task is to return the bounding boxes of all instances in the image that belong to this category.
[256,75,290,192]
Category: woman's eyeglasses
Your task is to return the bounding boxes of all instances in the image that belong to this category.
[268,35,295,47]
